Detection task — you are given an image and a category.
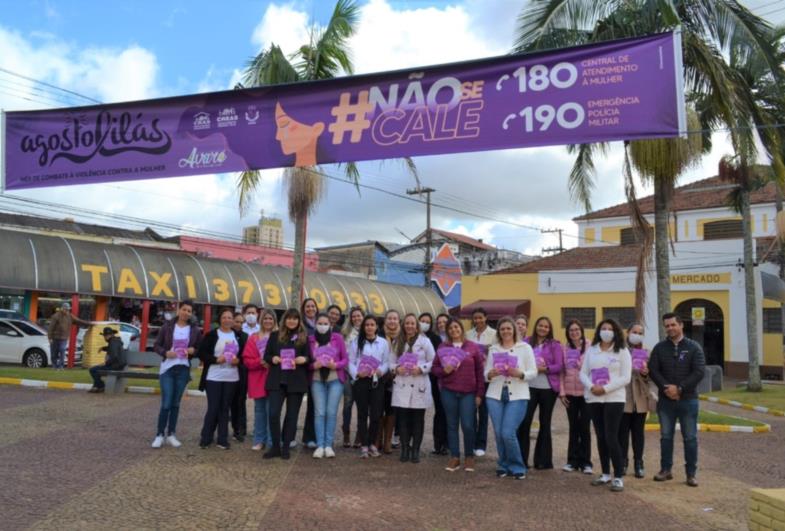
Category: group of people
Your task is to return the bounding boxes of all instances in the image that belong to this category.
[137,299,706,493]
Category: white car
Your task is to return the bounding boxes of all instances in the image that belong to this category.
[75,322,139,353]
[0,318,51,368]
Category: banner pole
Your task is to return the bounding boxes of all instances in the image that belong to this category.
[672,27,687,138]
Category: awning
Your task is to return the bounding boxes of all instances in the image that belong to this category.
[459,299,530,320]
[761,271,785,303]
[0,228,445,315]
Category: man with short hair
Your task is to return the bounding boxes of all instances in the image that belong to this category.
[648,312,706,487]
[466,308,497,457]
[88,327,127,393]
[47,302,91,370]
[326,304,343,333]
[241,304,260,336]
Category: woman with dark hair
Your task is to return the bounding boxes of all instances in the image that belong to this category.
[515,315,528,343]
[342,306,365,448]
[435,313,450,342]
[518,316,563,470]
[392,314,435,463]
[580,318,631,492]
[198,307,246,450]
[299,297,319,449]
[620,322,655,478]
[420,312,447,456]
[309,312,349,458]
[432,318,484,472]
[348,314,391,458]
[560,319,593,474]
[263,309,313,460]
[152,300,201,449]
[301,298,318,336]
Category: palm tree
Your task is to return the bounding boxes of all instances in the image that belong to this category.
[235,0,417,307]
[514,0,781,339]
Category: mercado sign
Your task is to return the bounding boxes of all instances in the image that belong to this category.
[671,273,731,285]
[2,32,684,190]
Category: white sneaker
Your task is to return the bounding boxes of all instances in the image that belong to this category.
[289,440,298,449]
[391,435,400,446]
[610,478,624,492]
[165,435,182,448]
[151,435,164,449]
[562,464,575,472]
[324,447,336,458]
[474,449,486,457]
[583,465,594,475]
[313,447,325,459]
[307,441,318,449]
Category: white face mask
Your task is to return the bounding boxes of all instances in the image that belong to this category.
[419,322,430,333]
[316,324,331,335]
[245,314,258,326]
[628,332,644,345]
[599,330,615,343]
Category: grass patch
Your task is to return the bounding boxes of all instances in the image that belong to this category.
[646,409,765,427]
[705,384,785,412]
[0,365,203,390]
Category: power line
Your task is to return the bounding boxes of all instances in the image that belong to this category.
[0,66,101,104]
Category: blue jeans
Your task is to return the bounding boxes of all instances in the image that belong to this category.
[157,365,190,436]
[311,378,344,448]
[440,388,476,458]
[51,339,67,369]
[89,364,109,388]
[486,395,528,475]
[253,397,272,446]
[658,398,699,477]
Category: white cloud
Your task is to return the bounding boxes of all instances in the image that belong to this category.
[251,3,310,55]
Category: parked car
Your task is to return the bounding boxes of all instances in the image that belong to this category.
[0,318,51,368]
[0,309,31,321]
[76,321,139,353]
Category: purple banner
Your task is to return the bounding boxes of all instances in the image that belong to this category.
[2,32,684,190]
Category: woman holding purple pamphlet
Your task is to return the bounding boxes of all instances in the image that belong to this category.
[349,315,391,458]
[619,323,656,478]
[432,318,484,472]
[242,308,277,451]
[518,316,563,471]
[484,317,538,480]
[559,320,593,474]
[580,318,631,492]
[198,307,247,450]
[263,309,313,460]
[392,314,435,464]
[308,313,349,459]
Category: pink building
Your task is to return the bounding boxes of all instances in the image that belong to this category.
[177,235,319,270]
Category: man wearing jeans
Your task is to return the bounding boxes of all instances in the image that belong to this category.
[648,312,705,487]
[465,308,497,457]
[47,302,90,370]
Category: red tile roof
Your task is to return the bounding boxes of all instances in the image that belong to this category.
[573,176,778,221]
[492,244,641,274]
[428,228,496,251]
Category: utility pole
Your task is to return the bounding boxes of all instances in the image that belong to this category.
[407,187,436,287]
[541,228,564,255]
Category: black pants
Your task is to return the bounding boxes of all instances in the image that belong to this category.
[475,383,489,451]
[430,374,447,451]
[353,378,385,447]
[268,386,304,449]
[565,394,593,468]
[619,411,647,463]
[200,380,238,446]
[302,391,316,444]
[230,366,248,436]
[590,402,625,478]
[517,387,557,469]
[397,407,425,452]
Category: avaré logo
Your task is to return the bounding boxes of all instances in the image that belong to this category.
[178,147,227,169]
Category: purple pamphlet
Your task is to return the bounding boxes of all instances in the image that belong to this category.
[533,345,546,368]
[256,336,269,359]
[223,341,238,363]
[172,338,189,359]
[357,354,381,376]
[493,352,517,376]
[565,349,581,370]
[632,349,648,371]
[397,352,419,373]
[438,346,467,368]
[280,348,296,371]
[316,345,337,366]
[591,367,611,386]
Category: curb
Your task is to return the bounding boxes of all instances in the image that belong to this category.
[644,422,770,433]
[0,377,205,397]
[699,395,785,417]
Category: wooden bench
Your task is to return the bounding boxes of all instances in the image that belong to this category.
[95,350,198,394]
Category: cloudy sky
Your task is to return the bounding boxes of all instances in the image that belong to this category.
[1,0,784,256]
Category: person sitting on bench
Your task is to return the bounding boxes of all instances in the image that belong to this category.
[88,327,127,393]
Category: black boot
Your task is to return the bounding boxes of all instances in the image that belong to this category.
[410,448,420,463]
[621,458,628,477]
[634,460,645,478]
[263,446,281,459]
[400,445,410,462]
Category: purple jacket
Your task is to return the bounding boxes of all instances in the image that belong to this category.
[432,340,485,397]
[308,333,349,383]
[526,337,563,393]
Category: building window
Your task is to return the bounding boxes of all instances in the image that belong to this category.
[603,307,637,328]
[703,219,743,240]
[763,308,783,333]
[562,307,596,329]
[620,227,653,246]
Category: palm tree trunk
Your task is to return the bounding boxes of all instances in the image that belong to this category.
[290,210,307,310]
[653,178,671,340]
[742,187,762,391]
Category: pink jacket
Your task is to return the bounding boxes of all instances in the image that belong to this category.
[526,337,563,393]
[560,343,586,397]
[308,333,349,383]
[242,334,270,399]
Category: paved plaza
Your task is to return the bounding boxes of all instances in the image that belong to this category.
[1,385,783,530]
